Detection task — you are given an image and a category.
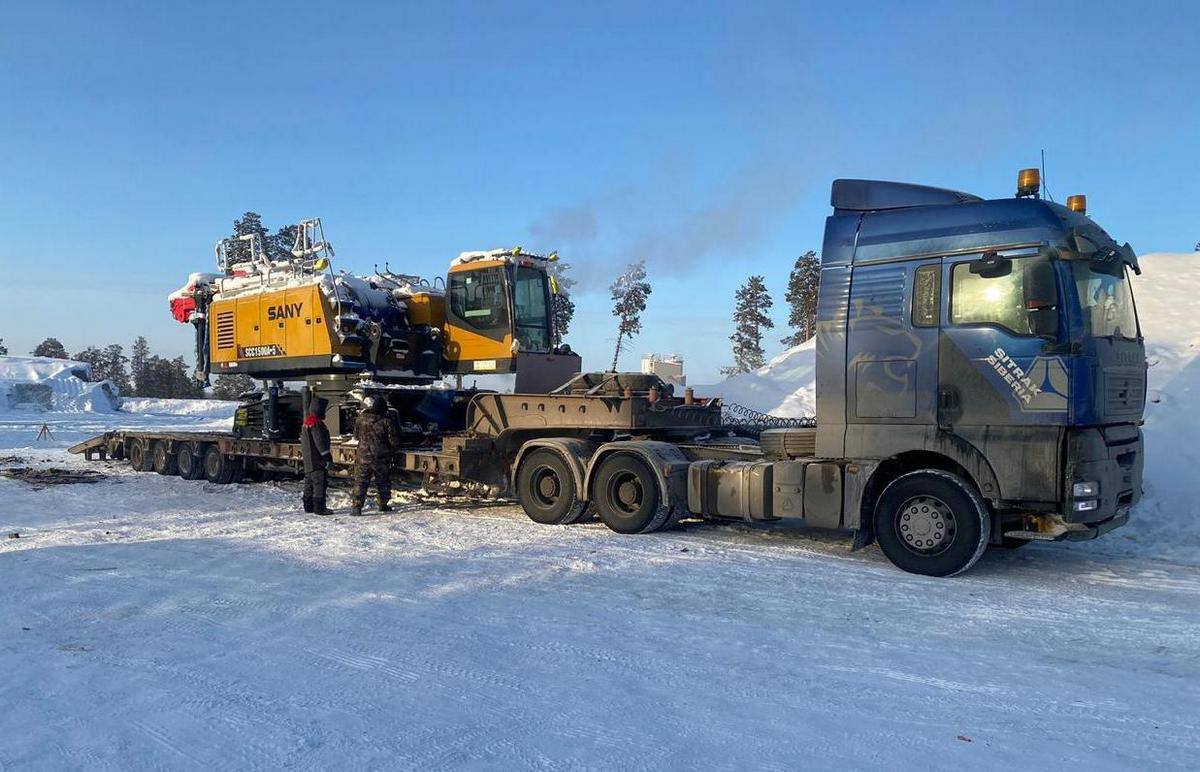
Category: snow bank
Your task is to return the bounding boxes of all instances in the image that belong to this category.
[1121,252,1200,561]
[696,338,816,416]
[121,397,240,419]
[0,355,121,413]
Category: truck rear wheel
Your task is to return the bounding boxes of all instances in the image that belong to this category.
[516,449,588,525]
[176,443,206,480]
[873,470,990,577]
[203,445,239,485]
[592,454,671,534]
[128,439,153,472]
[151,442,178,476]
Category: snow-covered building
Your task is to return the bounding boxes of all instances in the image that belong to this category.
[0,356,122,413]
[641,353,685,389]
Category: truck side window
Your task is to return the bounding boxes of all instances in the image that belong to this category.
[912,265,940,327]
[950,256,1058,338]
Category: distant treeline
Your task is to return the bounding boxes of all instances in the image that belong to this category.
[19,336,252,401]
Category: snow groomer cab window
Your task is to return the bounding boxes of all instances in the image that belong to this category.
[449,266,510,333]
[950,253,1059,339]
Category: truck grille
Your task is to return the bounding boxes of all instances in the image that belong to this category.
[1105,371,1144,416]
[215,312,235,350]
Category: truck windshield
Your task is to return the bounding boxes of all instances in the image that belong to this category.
[1070,262,1139,340]
[512,265,550,351]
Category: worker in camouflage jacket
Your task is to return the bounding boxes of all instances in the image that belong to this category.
[350,394,400,516]
[300,396,333,516]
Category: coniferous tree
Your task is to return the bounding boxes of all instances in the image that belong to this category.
[230,212,270,264]
[212,373,255,401]
[73,346,104,378]
[137,355,202,398]
[0,339,8,355]
[271,223,299,262]
[71,345,132,394]
[781,250,820,347]
[102,344,132,396]
[130,336,151,395]
[609,260,652,371]
[722,276,774,375]
[550,260,576,346]
[32,337,69,359]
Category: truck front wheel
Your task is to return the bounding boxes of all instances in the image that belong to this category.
[873,470,990,577]
[516,449,587,525]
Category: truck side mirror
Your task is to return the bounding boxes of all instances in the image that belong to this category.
[969,252,1011,278]
[1028,303,1059,339]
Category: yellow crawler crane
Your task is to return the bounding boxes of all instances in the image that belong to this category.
[170,220,580,438]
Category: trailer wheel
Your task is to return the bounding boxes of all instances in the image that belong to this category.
[516,449,587,525]
[176,443,206,480]
[151,442,178,476]
[128,439,153,472]
[203,445,239,485]
[592,454,671,534]
[873,470,990,577]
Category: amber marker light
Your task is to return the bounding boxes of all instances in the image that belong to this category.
[1067,194,1087,214]
[1017,168,1041,198]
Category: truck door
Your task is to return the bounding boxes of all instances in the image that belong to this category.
[845,259,940,425]
[937,250,1068,428]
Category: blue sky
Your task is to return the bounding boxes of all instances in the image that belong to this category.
[1,0,1197,383]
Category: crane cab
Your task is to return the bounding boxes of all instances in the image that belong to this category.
[443,249,580,392]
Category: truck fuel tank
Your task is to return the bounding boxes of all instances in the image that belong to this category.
[686,458,847,527]
[688,460,777,521]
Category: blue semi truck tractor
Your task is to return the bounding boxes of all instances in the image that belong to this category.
[505,169,1146,577]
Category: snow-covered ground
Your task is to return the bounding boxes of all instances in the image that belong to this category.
[1,255,1198,769]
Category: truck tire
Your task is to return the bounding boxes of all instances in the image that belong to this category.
[203,445,239,485]
[128,439,153,472]
[516,449,588,525]
[151,441,178,476]
[176,443,206,480]
[592,454,672,535]
[873,470,990,577]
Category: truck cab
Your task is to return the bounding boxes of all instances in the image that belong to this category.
[814,175,1144,572]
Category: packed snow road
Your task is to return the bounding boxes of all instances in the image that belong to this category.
[1,433,1197,769]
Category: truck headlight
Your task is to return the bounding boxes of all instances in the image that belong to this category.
[1072,481,1099,497]
[1073,499,1098,512]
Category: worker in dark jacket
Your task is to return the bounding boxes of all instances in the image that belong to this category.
[351,394,400,516]
[301,396,333,515]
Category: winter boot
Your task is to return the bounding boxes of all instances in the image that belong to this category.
[350,500,365,516]
[377,498,393,513]
[302,497,314,514]
[313,498,331,516]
